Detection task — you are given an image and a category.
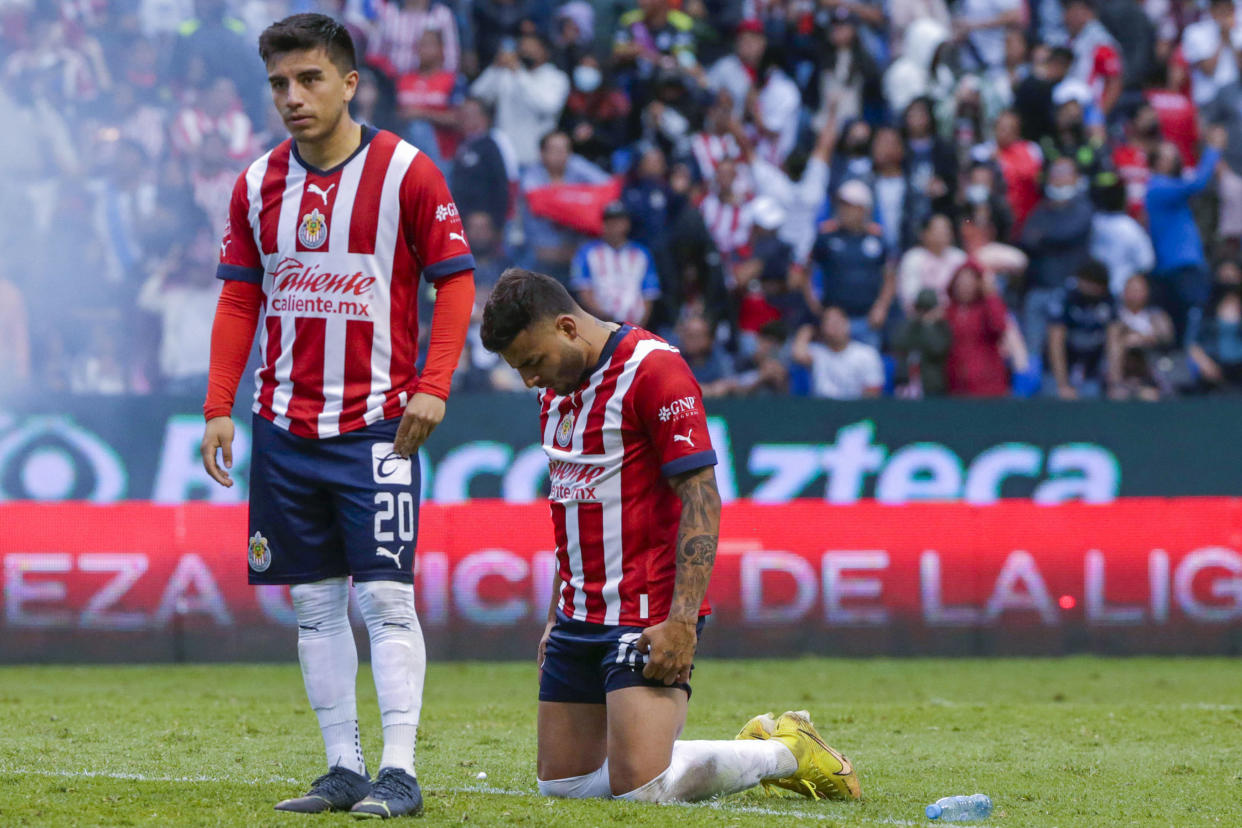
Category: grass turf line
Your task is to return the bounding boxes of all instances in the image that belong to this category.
[0,658,1239,826]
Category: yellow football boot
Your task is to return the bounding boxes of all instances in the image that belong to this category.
[736,711,779,742]
[764,711,861,801]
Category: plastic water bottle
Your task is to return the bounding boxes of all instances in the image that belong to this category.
[926,793,992,821]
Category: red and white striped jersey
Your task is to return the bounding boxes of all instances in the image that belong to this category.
[689,132,743,182]
[217,127,474,439]
[367,0,461,75]
[699,193,754,258]
[538,325,717,627]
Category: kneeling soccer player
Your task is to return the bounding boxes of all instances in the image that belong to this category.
[479,268,862,803]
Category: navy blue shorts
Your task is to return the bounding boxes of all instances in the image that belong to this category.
[246,414,420,585]
[538,611,707,704]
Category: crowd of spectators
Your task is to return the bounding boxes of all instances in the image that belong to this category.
[4,0,1242,400]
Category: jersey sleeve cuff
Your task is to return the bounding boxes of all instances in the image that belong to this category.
[423,254,476,282]
[661,449,717,478]
[216,263,265,284]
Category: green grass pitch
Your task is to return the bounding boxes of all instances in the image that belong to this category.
[0,658,1239,826]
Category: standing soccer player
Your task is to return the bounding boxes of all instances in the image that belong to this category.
[199,14,474,819]
[479,269,861,804]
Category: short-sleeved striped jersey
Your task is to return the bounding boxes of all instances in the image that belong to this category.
[538,325,717,627]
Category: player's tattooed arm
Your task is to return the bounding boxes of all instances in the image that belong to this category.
[638,465,721,684]
[668,465,722,624]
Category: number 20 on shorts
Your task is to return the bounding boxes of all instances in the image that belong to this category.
[374,491,416,542]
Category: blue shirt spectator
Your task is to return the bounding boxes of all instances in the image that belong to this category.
[1146,144,1221,276]
[570,201,661,326]
[1145,135,1224,342]
[810,180,894,349]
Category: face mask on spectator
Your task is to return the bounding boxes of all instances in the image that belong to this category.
[965,184,990,204]
[574,65,602,92]
[1046,184,1077,202]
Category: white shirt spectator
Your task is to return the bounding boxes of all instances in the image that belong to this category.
[1181,18,1242,105]
[750,155,830,262]
[890,0,952,58]
[707,54,753,120]
[807,341,885,399]
[471,62,570,167]
[897,245,969,309]
[755,69,802,165]
[957,0,1025,70]
[138,277,219,382]
[1091,211,1156,297]
[884,18,956,115]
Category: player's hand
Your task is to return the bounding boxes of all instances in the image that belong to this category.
[394,392,445,458]
[200,416,235,488]
[537,618,555,673]
[636,618,697,686]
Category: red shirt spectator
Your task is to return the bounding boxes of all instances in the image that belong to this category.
[396,30,464,161]
[1145,57,1199,166]
[993,110,1042,239]
[1112,143,1150,220]
[945,261,1010,396]
[1146,91,1198,165]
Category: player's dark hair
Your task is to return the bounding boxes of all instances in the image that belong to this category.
[480,268,578,353]
[259,13,357,74]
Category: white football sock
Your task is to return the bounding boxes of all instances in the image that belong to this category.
[614,739,796,802]
[291,578,365,776]
[356,580,426,777]
[537,761,612,798]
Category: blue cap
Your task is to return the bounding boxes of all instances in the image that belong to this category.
[926,803,942,819]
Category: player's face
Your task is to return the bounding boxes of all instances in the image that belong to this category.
[501,317,588,396]
[266,48,358,143]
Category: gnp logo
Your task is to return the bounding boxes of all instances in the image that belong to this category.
[658,397,698,422]
[372,443,413,486]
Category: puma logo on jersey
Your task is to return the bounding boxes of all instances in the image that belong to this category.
[307,182,336,204]
[376,545,404,568]
[449,231,467,245]
[673,428,695,448]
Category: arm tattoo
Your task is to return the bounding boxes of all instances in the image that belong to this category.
[668,469,721,622]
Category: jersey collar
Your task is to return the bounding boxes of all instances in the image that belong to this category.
[291,124,377,176]
[576,323,631,390]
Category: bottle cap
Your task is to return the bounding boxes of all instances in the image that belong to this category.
[926,803,942,819]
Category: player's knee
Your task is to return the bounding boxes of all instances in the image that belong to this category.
[354,579,417,628]
[608,757,671,798]
[290,577,350,635]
